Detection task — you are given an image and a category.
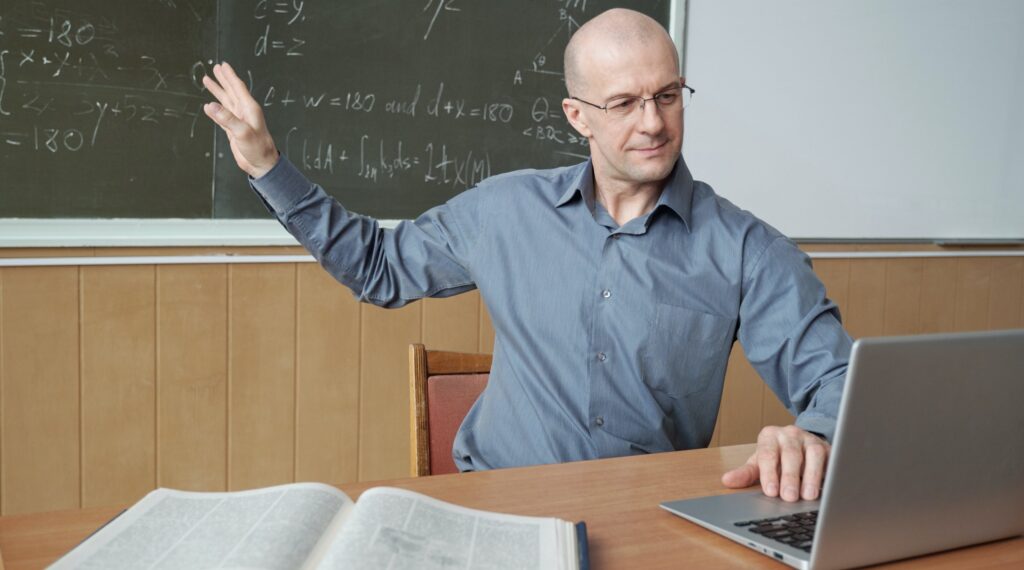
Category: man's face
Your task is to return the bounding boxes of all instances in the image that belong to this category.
[566,39,683,188]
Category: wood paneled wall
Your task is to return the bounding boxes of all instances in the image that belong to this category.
[711,250,1024,448]
[0,246,1021,515]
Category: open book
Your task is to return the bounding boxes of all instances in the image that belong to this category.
[49,482,587,569]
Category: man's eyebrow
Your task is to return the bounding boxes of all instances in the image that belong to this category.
[656,80,683,92]
[604,81,682,101]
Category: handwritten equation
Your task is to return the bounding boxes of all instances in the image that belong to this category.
[0,1,211,154]
[0,0,667,217]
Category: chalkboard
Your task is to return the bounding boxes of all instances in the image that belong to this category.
[1,0,671,220]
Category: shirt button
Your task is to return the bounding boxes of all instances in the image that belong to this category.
[601,289,611,299]
[597,352,607,362]
[595,416,605,426]
[610,234,621,240]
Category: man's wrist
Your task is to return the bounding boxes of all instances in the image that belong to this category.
[251,150,281,180]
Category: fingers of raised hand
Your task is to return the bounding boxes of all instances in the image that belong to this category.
[211,64,239,107]
[202,102,244,138]
[219,62,250,101]
[214,63,264,124]
[200,63,278,178]
[202,74,233,109]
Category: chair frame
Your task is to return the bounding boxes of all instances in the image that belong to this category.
[409,343,492,476]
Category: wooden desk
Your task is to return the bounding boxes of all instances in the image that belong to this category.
[0,444,1020,569]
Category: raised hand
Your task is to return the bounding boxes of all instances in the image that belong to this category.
[202,62,280,178]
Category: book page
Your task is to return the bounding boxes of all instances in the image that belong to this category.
[50,482,354,570]
[314,487,576,570]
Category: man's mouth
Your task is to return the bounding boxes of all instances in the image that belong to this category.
[632,140,667,155]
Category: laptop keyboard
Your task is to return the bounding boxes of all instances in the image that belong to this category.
[734,511,817,552]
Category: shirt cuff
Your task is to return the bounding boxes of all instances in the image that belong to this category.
[794,415,836,443]
[249,155,312,214]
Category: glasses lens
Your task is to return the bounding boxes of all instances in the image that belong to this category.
[654,91,680,107]
[606,97,640,117]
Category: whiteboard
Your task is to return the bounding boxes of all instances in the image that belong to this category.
[682,0,1024,239]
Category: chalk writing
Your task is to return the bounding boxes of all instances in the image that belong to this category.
[422,0,460,41]
[0,0,669,218]
[280,127,489,190]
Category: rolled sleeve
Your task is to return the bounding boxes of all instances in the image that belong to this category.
[738,236,852,442]
[249,155,480,308]
[250,155,315,214]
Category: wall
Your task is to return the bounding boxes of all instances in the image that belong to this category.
[684,0,1024,239]
[0,245,1021,515]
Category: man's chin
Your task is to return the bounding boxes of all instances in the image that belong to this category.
[629,159,677,184]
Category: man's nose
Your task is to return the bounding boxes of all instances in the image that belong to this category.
[637,98,666,133]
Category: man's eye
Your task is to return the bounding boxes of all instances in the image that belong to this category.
[656,93,678,104]
[610,98,636,110]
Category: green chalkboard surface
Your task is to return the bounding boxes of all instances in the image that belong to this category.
[1,0,670,219]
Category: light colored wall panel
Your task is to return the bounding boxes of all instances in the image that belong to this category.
[295,266,360,485]
[883,259,924,335]
[80,267,156,508]
[157,265,228,491]
[845,260,887,339]
[0,270,4,513]
[228,265,296,490]
[1,268,80,514]
[717,346,764,446]
[423,292,480,353]
[0,249,96,258]
[479,297,496,354]
[919,259,958,333]
[814,260,850,318]
[988,259,1022,329]
[3,246,1023,512]
[359,303,421,481]
[953,259,992,332]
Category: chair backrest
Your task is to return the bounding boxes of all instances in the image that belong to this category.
[409,344,492,476]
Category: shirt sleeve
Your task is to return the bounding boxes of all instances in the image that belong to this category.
[737,236,852,442]
[250,156,480,308]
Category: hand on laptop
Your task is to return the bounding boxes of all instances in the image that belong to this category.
[720,425,830,502]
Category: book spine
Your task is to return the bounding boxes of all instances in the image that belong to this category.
[575,521,590,570]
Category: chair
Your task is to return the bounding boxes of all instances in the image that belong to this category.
[409,344,492,476]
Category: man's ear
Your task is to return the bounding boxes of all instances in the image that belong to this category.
[562,98,593,139]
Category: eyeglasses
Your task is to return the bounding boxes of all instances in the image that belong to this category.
[571,84,694,119]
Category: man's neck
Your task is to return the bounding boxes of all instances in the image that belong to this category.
[593,177,665,227]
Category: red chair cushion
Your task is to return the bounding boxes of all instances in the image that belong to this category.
[426,373,488,475]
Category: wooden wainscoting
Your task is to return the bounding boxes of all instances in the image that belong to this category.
[711,252,1024,447]
[0,246,1021,515]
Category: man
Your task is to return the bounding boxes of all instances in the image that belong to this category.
[203,8,851,503]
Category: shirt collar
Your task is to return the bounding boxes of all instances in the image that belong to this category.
[555,156,695,230]
[555,160,597,212]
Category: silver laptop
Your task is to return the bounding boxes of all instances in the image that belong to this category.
[661,329,1024,569]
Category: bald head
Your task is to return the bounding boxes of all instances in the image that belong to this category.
[563,8,679,96]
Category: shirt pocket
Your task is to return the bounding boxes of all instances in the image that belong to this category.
[641,302,736,399]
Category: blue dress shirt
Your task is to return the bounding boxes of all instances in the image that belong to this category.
[251,154,852,471]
